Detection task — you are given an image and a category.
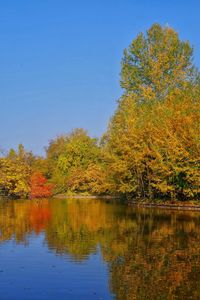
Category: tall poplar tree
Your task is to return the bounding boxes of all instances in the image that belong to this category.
[105,24,200,199]
[121,24,199,100]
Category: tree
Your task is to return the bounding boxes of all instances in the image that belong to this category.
[46,128,107,194]
[121,23,199,100]
[56,128,99,173]
[105,87,200,199]
[0,157,30,198]
[30,172,53,198]
[105,24,200,200]
[0,144,32,198]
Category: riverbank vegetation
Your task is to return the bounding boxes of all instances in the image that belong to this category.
[0,24,199,200]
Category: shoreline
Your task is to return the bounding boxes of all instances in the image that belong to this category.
[55,194,200,211]
[54,194,118,199]
[127,201,200,211]
[2,195,200,212]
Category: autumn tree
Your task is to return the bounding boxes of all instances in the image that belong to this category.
[106,88,200,199]
[0,144,33,198]
[121,23,199,100]
[46,128,108,194]
[30,172,53,198]
[104,24,200,200]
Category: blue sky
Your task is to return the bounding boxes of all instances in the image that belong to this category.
[0,0,200,155]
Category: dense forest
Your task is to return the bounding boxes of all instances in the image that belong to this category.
[0,24,199,201]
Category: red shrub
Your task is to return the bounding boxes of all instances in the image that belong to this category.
[30,172,53,198]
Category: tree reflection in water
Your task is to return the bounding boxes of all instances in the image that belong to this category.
[0,198,200,299]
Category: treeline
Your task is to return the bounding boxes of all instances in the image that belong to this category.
[0,24,199,200]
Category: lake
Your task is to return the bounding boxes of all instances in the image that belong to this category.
[0,198,200,300]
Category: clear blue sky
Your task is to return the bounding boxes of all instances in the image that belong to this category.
[0,0,200,155]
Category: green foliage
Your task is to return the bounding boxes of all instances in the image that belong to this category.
[121,24,199,100]
[46,128,109,194]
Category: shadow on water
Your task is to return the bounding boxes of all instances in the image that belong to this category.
[0,198,200,299]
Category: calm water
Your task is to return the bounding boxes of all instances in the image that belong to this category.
[0,198,200,300]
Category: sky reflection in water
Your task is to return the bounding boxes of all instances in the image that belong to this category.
[0,198,200,300]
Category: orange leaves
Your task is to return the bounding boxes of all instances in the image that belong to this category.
[29,202,51,233]
[30,172,53,199]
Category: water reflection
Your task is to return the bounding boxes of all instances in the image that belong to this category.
[0,198,200,299]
